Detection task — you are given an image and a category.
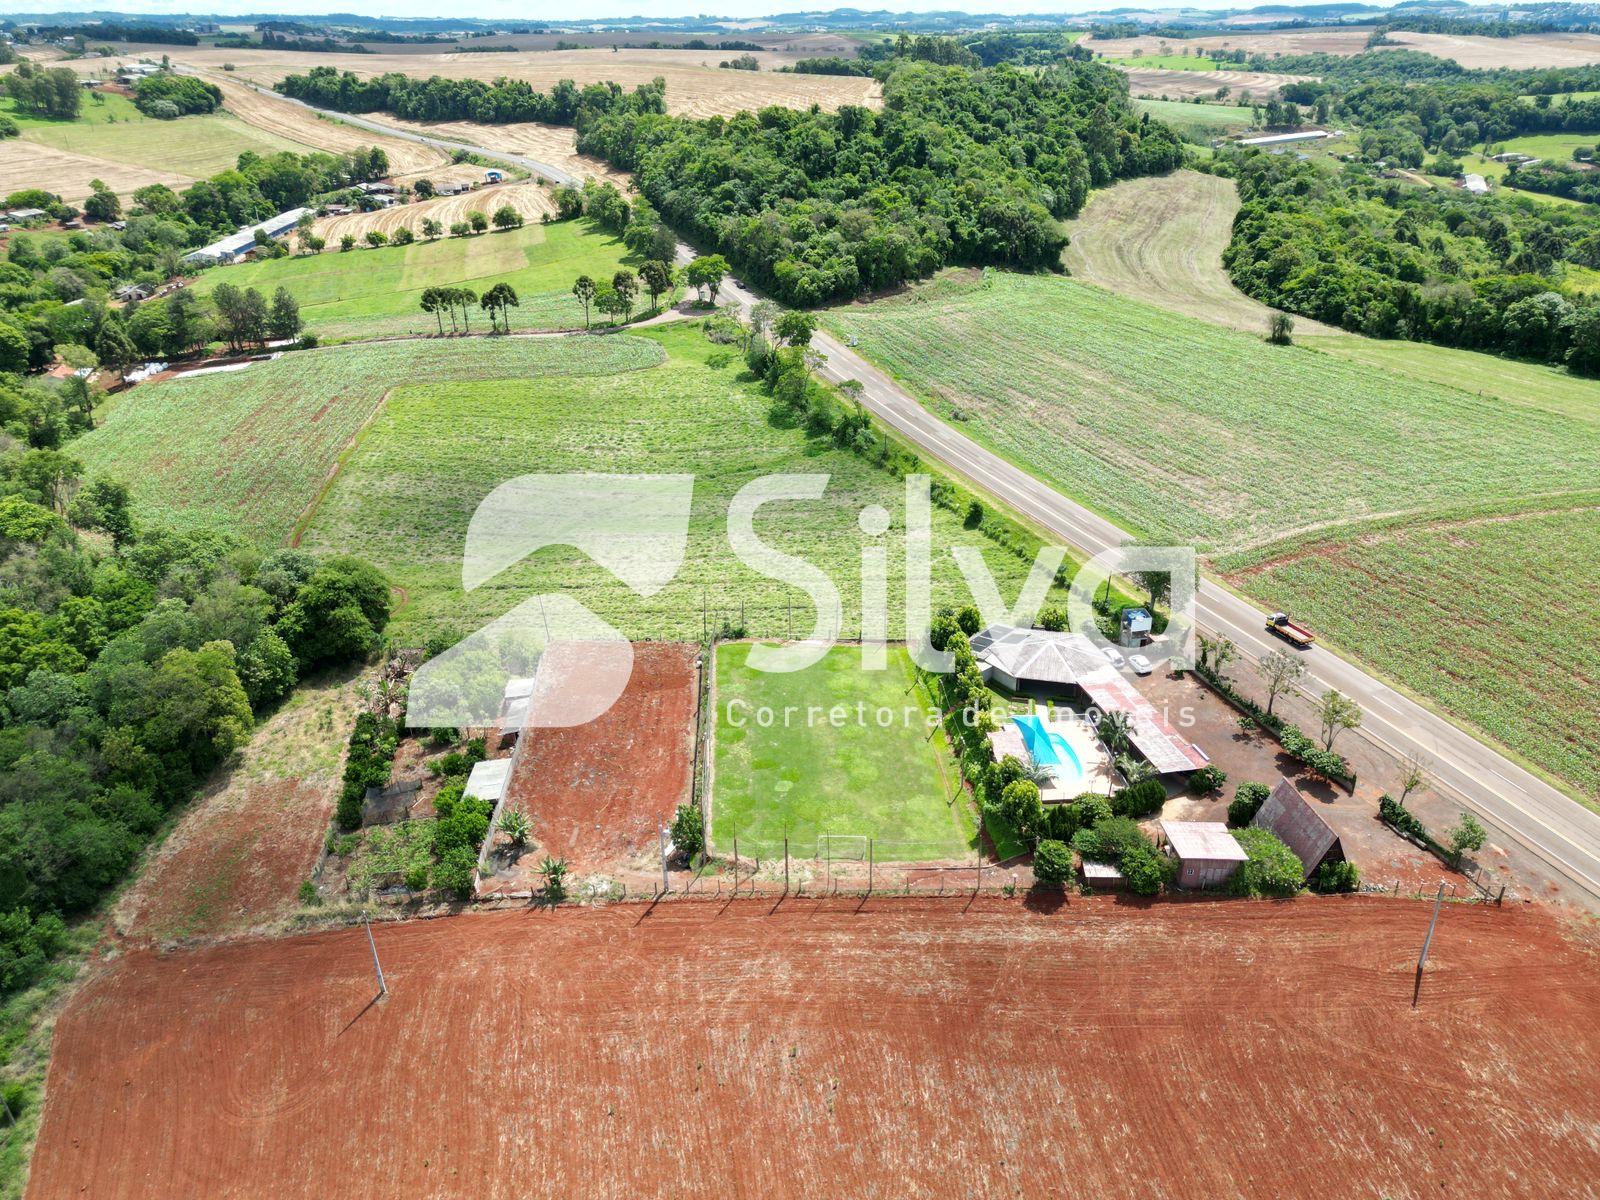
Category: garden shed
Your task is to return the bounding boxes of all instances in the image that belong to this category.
[1251,778,1344,882]
[1159,820,1248,889]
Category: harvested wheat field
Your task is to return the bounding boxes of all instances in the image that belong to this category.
[1,137,192,202]
[208,75,448,175]
[167,46,882,117]
[1064,170,1341,335]
[1086,29,1370,58]
[1123,66,1307,101]
[496,642,698,875]
[27,897,1600,1199]
[311,181,557,245]
[396,117,631,187]
[112,672,363,945]
[1388,30,1600,69]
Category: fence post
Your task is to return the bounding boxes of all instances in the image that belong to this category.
[733,836,739,896]
[784,836,789,894]
[868,838,874,896]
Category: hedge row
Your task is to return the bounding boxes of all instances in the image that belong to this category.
[336,712,402,831]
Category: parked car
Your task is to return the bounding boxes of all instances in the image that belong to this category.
[1128,654,1154,676]
[1100,645,1126,669]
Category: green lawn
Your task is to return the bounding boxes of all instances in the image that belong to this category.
[1134,98,1254,127]
[191,219,635,342]
[826,269,1600,801]
[711,642,975,860]
[297,322,1060,643]
[7,93,313,180]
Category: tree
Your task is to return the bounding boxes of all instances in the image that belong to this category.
[1267,311,1294,345]
[1227,781,1271,828]
[611,269,638,322]
[421,217,442,240]
[468,209,488,233]
[0,322,29,374]
[414,178,435,199]
[365,230,387,248]
[94,321,138,385]
[420,286,446,335]
[492,204,523,231]
[638,259,673,312]
[1258,649,1305,716]
[1097,709,1131,755]
[1198,633,1236,679]
[775,310,818,347]
[1315,688,1362,751]
[83,182,120,224]
[1447,811,1486,866]
[339,234,356,252]
[997,779,1044,843]
[572,275,596,329]
[1398,751,1431,805]
[595,283,628,326]
[1229,828,1303,897]
[482,282,518,332]
[684,254,728,304]
[1032,839,1072,888]
[267,287,301,342]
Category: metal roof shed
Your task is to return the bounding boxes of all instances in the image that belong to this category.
[1252,778,1343,882]
[1159,820,1248,890]
[463,758,512,804]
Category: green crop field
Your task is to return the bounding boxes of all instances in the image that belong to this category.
[298,323,1060,643]
[1133,98,1254,142]
[711,642,976,860]
[1304,334,1600,420]
[1223,497,1600,803]
[72,336,661,543]
[1116,53,1231,70]
[190,219,635,342]
[6,94,314,180]
[827,270,1600,800]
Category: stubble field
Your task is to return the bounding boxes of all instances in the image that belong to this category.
[26,897,1600,1199]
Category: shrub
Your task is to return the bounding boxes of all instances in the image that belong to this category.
[1112,777,1166,818]
[1314,860,1360,893]
[433,846,477,898]
[1072,815,1148,862]
[296,880,318,906]
[1229,828,1304,898]
[1032,839,1073,888]
[403,862,430,890]
[336,712,399,830]
[670,803,704,860]
[1120,842,1171,896]
[1227,781,1271,827]
[1378,793,1428,841]
[998,779,1044,842]
[1188,765,1227,794]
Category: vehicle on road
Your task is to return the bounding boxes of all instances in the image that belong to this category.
[1265,612,1316,648]
[1128,654,1154,676]
[1101,645,1126,669]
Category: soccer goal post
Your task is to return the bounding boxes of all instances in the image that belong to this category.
[815,834,870,862]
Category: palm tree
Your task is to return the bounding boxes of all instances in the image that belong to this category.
[1098,710,1131,756]
[1116,752,1154,786]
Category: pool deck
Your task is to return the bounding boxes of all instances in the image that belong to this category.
[989,707,1118,801]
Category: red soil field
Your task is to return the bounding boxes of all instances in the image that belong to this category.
[501,641,698,872]
[28,897,1600,1199]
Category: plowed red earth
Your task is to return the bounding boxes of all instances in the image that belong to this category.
[28,897,1600,1198]
[502,641,698,871]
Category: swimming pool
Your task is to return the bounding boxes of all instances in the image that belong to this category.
[1012,714,1086,788]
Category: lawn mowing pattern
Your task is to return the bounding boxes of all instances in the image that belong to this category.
[299,323,1057,643]
[1224,499,1600,803]
[825,270,1600,555]
[712,642,974,860]
[1133,98,1255,143]
[189,219,634,343]
[71,336,662,543]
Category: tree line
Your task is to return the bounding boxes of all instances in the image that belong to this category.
[275,66,665,127]
[577,59,1185,306]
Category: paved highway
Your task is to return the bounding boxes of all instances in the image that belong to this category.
[235,89,1600,903]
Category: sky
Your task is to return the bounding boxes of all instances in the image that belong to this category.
[1,0,1411,20]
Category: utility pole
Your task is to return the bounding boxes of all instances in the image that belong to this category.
[365,915,387,998]
[1412,882,1446,1008]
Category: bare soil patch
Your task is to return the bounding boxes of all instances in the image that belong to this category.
[1088,29,1370,58]
[493,643,699,880]
[1123,66,1308,101]
[29,897,1600,1199]
[112,671,363,945]
[1389,30,1600,69]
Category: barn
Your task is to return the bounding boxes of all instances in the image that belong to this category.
[1159,820,1248,889]
[1251,778,1345,883]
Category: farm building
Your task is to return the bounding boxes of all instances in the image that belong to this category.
[1159,820,1248,889]
[1237,129,1336,147]
[971,625,1209,775]
[484,169,505,183]
[1079,859,1128,892]
[1462,174,1490,195]
[356,181,397,195]
[2,208,47,223]
[1251,778,1344,882]
[435,181,471,196]
[494,676,535,750]
[463,758,512,805]
[181,207,309,265]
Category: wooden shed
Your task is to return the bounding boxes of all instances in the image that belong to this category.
[1251,778,1344,882]
[1159,820,1248,890]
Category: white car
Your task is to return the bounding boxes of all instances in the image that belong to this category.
[1128,654,1154,676]
[1100,645,1126,670]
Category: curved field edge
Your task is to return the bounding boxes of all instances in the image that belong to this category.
[71,335,665,546]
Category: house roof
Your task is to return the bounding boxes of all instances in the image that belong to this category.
[971,625,1208,774]
[1160,820,1248,863]
[1252,778,1341,882]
